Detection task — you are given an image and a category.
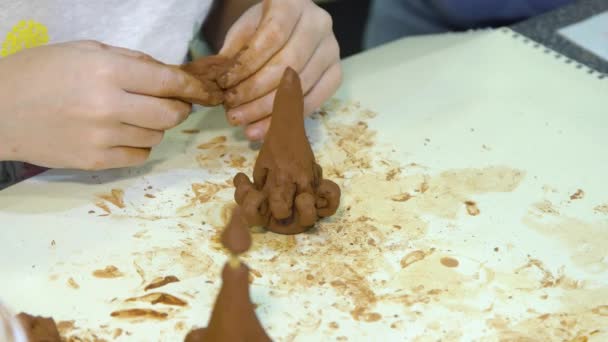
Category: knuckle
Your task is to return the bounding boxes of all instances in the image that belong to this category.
[161,102,187,128]
[77,40,104,49]
[317,9,333,32]
[160,67,183,89]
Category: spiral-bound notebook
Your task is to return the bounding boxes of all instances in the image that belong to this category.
[0,28,607,340]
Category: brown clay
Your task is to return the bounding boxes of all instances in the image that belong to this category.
[221,207,252,255]
[16,312,61,342]
[180,55,233,106]
[233,67,341,235]
[184,262,271,342]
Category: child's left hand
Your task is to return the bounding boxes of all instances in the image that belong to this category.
[218,0,341,141]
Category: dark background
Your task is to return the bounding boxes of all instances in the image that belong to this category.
[318,0,371,58]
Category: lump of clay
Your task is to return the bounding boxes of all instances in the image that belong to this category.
[233,67,341,235]
[185,209,271,342]
[184,262,271,342]
[16,313,61,342]
[180,55,233,106]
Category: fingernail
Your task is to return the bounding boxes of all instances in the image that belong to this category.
[227,110,242,126]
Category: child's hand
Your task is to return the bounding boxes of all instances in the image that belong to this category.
[0,41,212,170]
[219,0,342,141]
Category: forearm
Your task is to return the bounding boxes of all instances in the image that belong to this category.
[202,0,260,52]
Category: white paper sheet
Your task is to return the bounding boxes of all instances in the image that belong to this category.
[558,11,608,62]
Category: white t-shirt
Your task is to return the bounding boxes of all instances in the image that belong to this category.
[0,0,213,64]
[0,0,214,189]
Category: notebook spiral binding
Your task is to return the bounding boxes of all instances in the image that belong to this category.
[498,27,606,80]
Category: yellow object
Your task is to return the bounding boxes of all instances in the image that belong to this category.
[1,20,49,57]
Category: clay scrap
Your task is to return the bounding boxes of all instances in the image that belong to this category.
[16,312,61,342]
[233,67,341,235]
[185,207,271,341]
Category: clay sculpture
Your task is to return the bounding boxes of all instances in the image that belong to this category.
[233,67,341,235]
[184,207,271,342]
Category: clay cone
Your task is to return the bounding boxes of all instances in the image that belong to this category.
[184,263,271,342]
[233,67,341,235]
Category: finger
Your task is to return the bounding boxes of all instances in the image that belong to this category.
[299,35,340,96]
[224,5,332,108]
[110,57,212,103]
[225,34,339,126]
[218,0,306,89]
[225,89,275,126]
[74,40,158,62]
[219,4,263,57]
[119,93,192,130]
[244,62,342,141]
[112,125,164,148]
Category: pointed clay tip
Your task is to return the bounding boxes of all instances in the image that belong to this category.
[221,206,252,255]
[279,67,301,93]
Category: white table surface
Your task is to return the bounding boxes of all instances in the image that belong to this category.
[1,28,607,341]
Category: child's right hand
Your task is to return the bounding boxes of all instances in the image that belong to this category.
[0,40,211,170]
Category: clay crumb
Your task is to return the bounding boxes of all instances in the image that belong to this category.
[594,204,608,214]
[182,129,200,134]
[350,307,382,322]
[229,154,246,168]
[113,328,123,338]
[440,257,459,268]
[591,305,608,316]
[533,200,559,215]
[92,265,123,278]
[110,309,168,320]
[569,189,584,200]
[56,320,75,334]
[125,292,188,307]
[329,321,339,329]
[400,250,428,268]
[385,168,401,181]
[391,193,412,202]
[144,193,156,198]
[67,277,80,289]
[97,189,125,208]
[95,202,111,215]
[197,136,227,149]
[465,201,480,216]
[144,275,180,291]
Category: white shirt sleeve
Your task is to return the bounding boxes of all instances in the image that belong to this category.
[0,0,214,64]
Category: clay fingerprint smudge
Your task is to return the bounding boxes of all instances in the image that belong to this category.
[569,189,584,200]
[67,277,79,289]
[401,250,433,268]
[92,265,123,278]
[110,309,168,320]
[97,189,125,209]
[197,135,227,149]
[125,292,187,306]
[465,201,480,216]
[440,257,459,268]
[145,276,180,291]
